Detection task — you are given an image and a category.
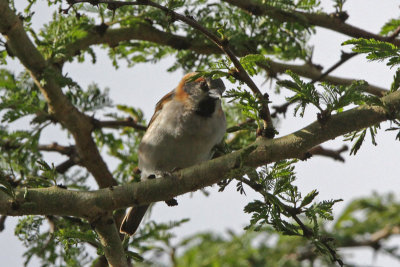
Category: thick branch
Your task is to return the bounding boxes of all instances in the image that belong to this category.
[222,0,400,47]
[94,216,129,267]
[0,0,116,188]
[58,21,217,65]
[2,90,400,219]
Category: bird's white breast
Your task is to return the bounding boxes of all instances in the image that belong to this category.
[138,99,226,178]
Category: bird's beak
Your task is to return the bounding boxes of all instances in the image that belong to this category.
[208,88,223,99]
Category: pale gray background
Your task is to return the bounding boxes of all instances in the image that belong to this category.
[1,0,400,266]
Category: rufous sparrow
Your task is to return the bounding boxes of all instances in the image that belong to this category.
[120,73,226,235]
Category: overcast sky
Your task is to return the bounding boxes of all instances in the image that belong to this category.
[2,0,400,266]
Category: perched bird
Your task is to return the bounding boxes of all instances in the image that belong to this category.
[120,73,226,235]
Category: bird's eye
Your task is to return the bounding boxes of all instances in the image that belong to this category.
[200,81,209,91]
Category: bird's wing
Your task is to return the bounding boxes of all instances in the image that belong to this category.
[147,89,175,127]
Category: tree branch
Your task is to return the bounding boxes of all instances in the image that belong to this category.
[308,145,349,162]
[222,0,400,47]
[93,118,147,131]
[94,216,129,267]
[55,158,77,174]
[38,143,76,156]
[1,90,400,219]
[57,21,218,65]
[310,52,357,84]
[339,225,400,249]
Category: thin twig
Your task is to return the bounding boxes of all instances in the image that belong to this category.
[271,52,359,119]
[308,145,349,162]
[38,143,76,156]
[311,52,357,84]
[271,102,292,118]
[93,118,147,131]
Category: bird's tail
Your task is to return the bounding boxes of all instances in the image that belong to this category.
[120,205,150,235]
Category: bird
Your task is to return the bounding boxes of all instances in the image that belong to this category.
[120,72,227,235]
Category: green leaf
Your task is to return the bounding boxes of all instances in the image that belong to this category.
[349,129,366,155]
[380,19,400,36]
[343,38,400,67]
[125,251,144,262]
[391,68,400,92]
[300,189,318,208]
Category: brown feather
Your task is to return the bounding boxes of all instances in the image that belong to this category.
[147,73,206,127]
[147,90,174,127]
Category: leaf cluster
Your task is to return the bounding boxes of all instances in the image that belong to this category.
[124,218,190,264]
[344,124,380,155]
[343,38,400,67]
[380,18,400,36]
[243,161,343,264]
[93,105,146,182]
[344,38,400,93]
[37,12,95,62]
[278,70,381,117]
[15,215,95,267]
[173,192,400,267]
[225,86,267,128]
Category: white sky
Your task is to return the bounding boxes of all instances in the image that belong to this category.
[1,0,400,266]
